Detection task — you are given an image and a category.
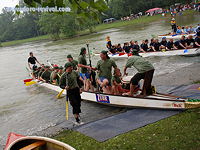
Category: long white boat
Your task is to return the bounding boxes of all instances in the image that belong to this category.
[30,80,199,110]
[94,48,200,59]
[158,33,196,39]
[5,132,75,150]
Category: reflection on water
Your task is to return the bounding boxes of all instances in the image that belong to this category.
[0,13,200,146]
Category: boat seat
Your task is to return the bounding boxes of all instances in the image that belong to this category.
[19,141,46,150]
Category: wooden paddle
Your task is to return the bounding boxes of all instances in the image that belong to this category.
[56,89,64,99]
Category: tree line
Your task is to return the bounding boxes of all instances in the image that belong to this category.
[0,0,193,43]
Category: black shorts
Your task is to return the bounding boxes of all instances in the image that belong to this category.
[130,73,145,85]
[67,87,81,114]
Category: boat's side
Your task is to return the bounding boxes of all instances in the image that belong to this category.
[158,33,196,39]
[38,82,189,109]
[6,136,76,150]
[94,48,200,59]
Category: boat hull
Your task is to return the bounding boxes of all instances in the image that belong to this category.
[94,48,200,59]
[158,33,196,39]
[6,135,75,150]
[37,82,190,110]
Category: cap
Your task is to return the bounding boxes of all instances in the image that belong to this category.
[172,18,175,20]
[59,66,63,69]
[53,64,58,67]
[101,50,108,55]
[162,37,166,39]
[54,66,59,69]
[64,62,72,69]
[67,54,73,58]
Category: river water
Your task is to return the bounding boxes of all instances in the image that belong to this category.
[0,13,200,147]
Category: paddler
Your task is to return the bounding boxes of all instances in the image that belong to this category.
[40,66,52,83]
[91,50,118,94]
[78,47,93,91]
[50,65,60,85]
[66,54,78,70]
[59,62,83,124]
[123,50,155,97]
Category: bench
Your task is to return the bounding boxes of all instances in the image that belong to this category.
[19,141,46,150]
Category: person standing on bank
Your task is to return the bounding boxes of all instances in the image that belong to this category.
[59,62,83,124]
[123,50,155,97]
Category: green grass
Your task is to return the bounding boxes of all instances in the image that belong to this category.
[1,35,51,47]
[0,10,197,47]
[193,80,200,84]
[54,108,200,150]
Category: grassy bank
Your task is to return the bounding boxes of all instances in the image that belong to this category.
[54,108,200,150]
[1,35,51,47]
[1,10,197,47]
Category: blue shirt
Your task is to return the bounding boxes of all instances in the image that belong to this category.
[176,29,182,34]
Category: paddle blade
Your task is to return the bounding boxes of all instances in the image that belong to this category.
[56,89,64,99]
[25,81,36,86]
[66,101,69,120]
[24,79,33,83]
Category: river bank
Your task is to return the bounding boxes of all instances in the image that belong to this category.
[1,10,198,47]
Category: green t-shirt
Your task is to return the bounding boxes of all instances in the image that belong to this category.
[59,71,79,89]
[41,70,51,82]
[50,71,60,84]
[112,75,121,84]
[78,55,87,73]
[125,56,154,73]
[96,59,117,81]
[65,60,78,70]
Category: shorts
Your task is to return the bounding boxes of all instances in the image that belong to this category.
[67,87,81,114]
[99,77,111,86]
[79,72,90,80]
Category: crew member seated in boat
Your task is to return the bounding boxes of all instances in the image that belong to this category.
[166,39,178,50]
[111,68,124,95]
[123,42,130,53]
[132,41,142,52]
[91,50,118,94]
[160,37,167,51]
[123,50,154,97]
[152,39,161,51]
[40,66,52,83]
[78,47,93,91]
[129,40,135,49]
[33,66,41,79]
[66,54,78,70]
[59,62,83,124]
[109,45,117,54]
[50,66,60,85]
[116,43,123,52]
[194,34,200,47]
[188,26,194,33]
[28,52,41,70]
[38,66,45,80]
[176,26,182,35]
[186,35,195,48]
[106,36,112,50]
[178,36,189,49]
[140,40,149,52]
[58,66,64,76]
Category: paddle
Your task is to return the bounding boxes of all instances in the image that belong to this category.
[86,43,96,87]
[56,89,64,99]
[65,73,69,120]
